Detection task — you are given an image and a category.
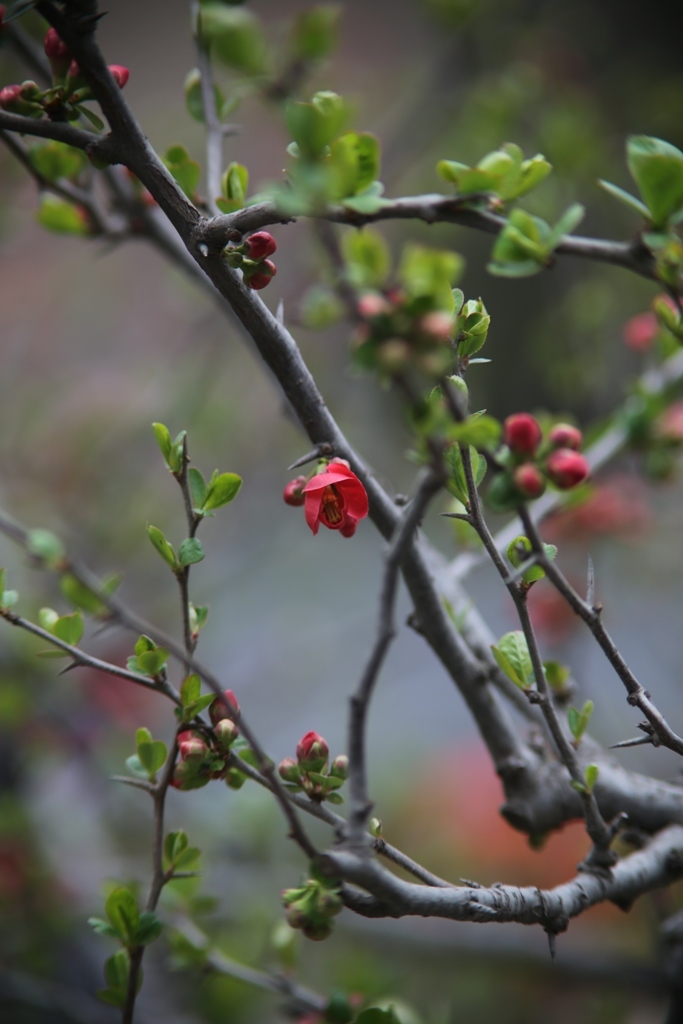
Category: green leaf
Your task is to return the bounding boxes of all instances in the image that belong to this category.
[36,196,89,238]
[547,203,585,251]
[74,105,105,131]
[189,604,209,634]
[200,4,268,75]
[286,91,348,159]
[326,791,344,804]
[163,145,201,200]
[135,911,163,946]
[165,830,189,864]
[399,243,464,309]
[97,950,131,1007]
[220,161,249,210]
[60,574,104,614]
[568,699,594,743]
[174,846,202,870]
[584,763,599,793]
[29,141,86,183]
[125,754,150,780]
[596,179,650,219]
[300,285,344,328]
[38,607,59,633]
[627,136,683,229]
[53,612,84,646]
[544,660,570,692]
[182,694,216,720]
[105,887,140,945]
[444,443,484,503]
[341,227,390,288]
[147,526,177,569]
[178,538,205,567]
[152,422,172,465]
[491,631,534,690]
[27,529,65,566]
[181,674,201,707]
[203,471,242,510]
[183,68,225,124]
[88,916,120,939]
[449,414,501,449]
[290,4,342,60]
[135,635,155,657]
[136,648,170,676]
[137,740,167,777]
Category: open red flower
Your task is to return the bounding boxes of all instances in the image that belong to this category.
[302,459,369,536]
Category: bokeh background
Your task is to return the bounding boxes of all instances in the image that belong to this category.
[2,0,683,1021]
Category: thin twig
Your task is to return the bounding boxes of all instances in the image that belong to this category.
[191,0,224,216]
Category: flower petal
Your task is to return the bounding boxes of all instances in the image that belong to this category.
[304,490,322,534]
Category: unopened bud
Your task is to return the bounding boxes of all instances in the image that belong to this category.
[108,65,130,89]
[376,339,412,373]
[296,730,329,771]
[279,757,301,783]
[178,729,208,762]
[214,718,239,751]
[512,463,546,499]
[210,689,240,725]
[548,423,582,451]
[546,449,590,490]
[246,259,277,290]
[225,767,246,789]
[357,291,391,319]
[504,414,542,457]
[329,754,349,779]
[283,476,306,506]
[244,231,277,259]
[302,918,334,941]
[420,310,454,341]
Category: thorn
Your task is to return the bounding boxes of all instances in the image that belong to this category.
[586,556,595,606]
[440,512,471,523]
[276,298,285,325]
[198,243,209,257]
[287,444,333,471]
[459,878,482,888]
[547,931,557,962]
[57,661,79,676]
[609,735,655,749]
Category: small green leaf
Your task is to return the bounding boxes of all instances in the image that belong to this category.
[134,635,155,657]
[74,105,105,131]
[183,67,225,124]
[181,674,201,707]
[584,763,599,793]
[182,694,216,720]
[88,916,120,939]
[136,648,170,676]
[125,754,150,780]
[152,422,172,464]
[137,740,167,776]
[342,227,391,288]
[491,631,534,689]
[178,538,205,567]
[326,791,344,804]
[547,203,585,251]
[174,846,201,870]
[38,607,59,633]
[200,4,268,75]
[597,179,650,219]
[134,911,163,946]
[27,529,65,567]
[147,526,177,569]
[449,414,501,449]
[36,194,90,236]
[97,950,131,1007]
[189,604,209,634]
[105,887,140,945]
[188,468,208,510]
[165,830,189,864]
[544,660,570,692]
[29,140,86,183]
[568,699,594,743]
[52,611,84,646]
[627,136,683,229]
[60,574,104,614]
[203,472,242,511]
[290,3,341,60]
[163,145,201,200]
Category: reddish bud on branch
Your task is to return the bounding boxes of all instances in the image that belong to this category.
[214,718,239,751]
[512,463,546,499]
[296,731,329,771]
[548,423,583,451]
[209,689,240,725]
[178,730,209,762]
[278,757,301,783]
[244,231,277,260]
[503,413,542,456]
[246,260,277,291]
[44,28,69,60]
[108,65,130,89]
[283,476,306,506]
[546,449,590,489]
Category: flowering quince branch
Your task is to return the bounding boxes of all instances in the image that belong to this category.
[6,4,683,1019]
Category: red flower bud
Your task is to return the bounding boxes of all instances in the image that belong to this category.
[67,60,81,79]
[278,756,301,783]
[357,291,391,319]
[246,260,277,290]
[178,730,208,762]
[0,84,21,109]
[623,311,657,352]
[546,449,590,490]
[214,718,239,751]
[244,231,277,260]
[296,730,329,771]
[44,28,69,60]
[503,413,542,456]
[512,464,546,499]
[420,310,454,341]
[209,689,240,725]
[283,476,306,506]
[548,423,582,451]
[108,65,130,89]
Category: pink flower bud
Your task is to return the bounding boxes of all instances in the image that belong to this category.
[357,291,391,319]
[0,84,21,110]
[420,310,454,341]
[296,731,329,771]
[512,464,546,499]
[178,730,208,762]
[548,423,582,451]
[503,414,542,456]
[108,65,130,89]
[44,28,69,60]
[655,401,683,442]
[67,60,81,79]
[329,754,349,779]
[623,311,657,352]
[283,476,306,506]
[209,689,240,725]
[244,231,277,260]
[546,449,590,490]
[246,260,277,290]
[214,718,239,751]
[278,757,301,783]
[170,759,210,790]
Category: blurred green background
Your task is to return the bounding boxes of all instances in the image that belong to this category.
[2,0,683,1020]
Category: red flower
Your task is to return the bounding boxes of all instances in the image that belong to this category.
[503,413,542,456]
[302,459,369,536]
[245,231,277,259]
